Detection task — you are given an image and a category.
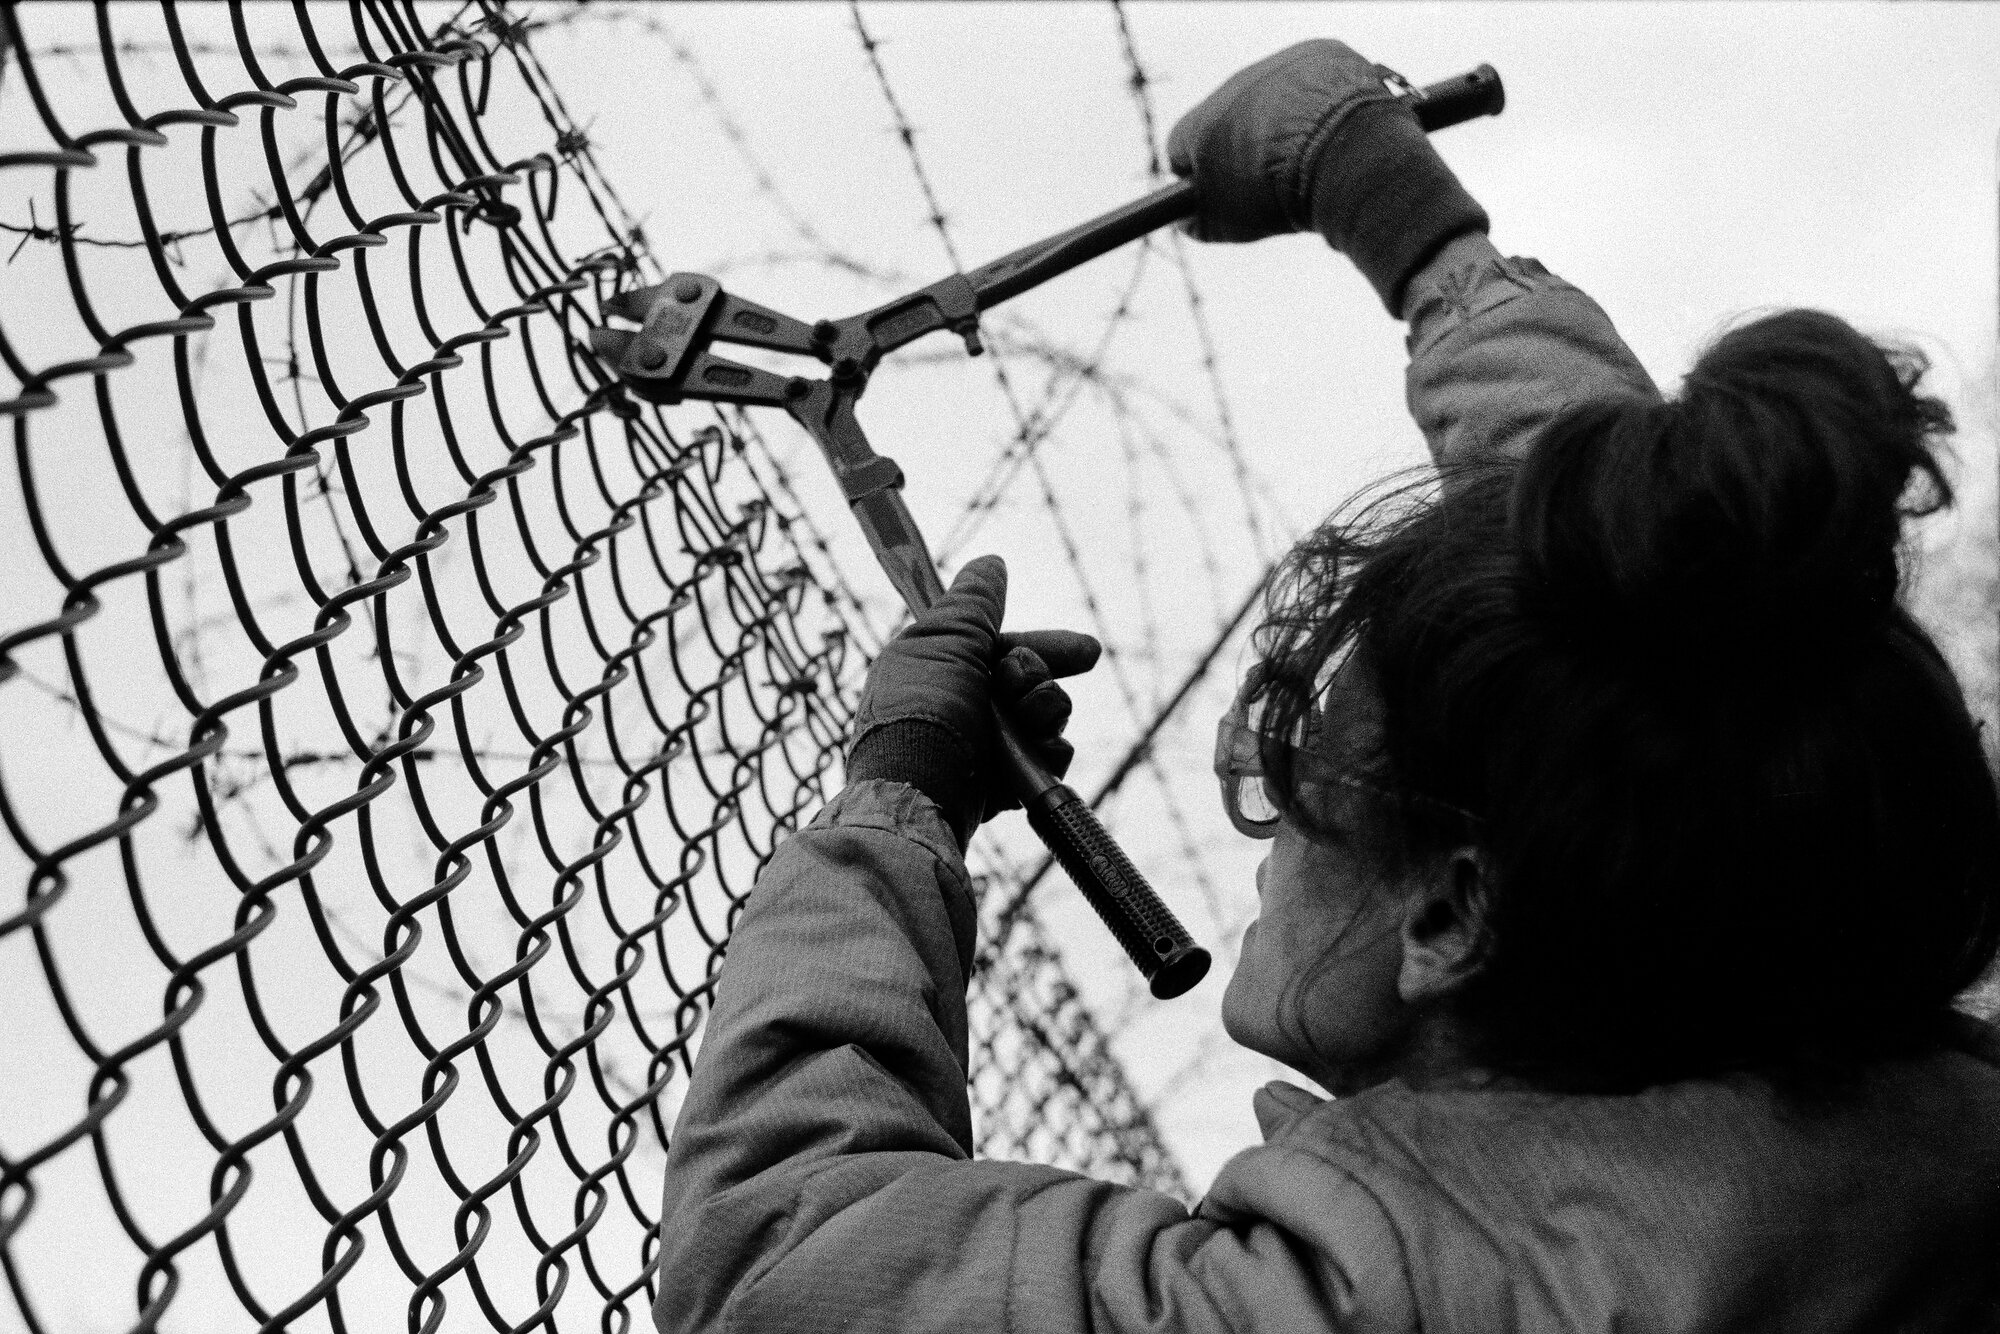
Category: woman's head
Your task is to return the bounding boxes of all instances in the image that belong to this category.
[1232,309,2000,1094]
[1219,652,1495,1092]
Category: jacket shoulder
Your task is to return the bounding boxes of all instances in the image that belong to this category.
[1197,1136,1422,1333]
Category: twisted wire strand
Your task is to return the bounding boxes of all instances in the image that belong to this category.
[0,3,1187,1331]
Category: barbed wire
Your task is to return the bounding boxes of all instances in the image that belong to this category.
[529,0,1286,1166]
[1107,0,1279,565]
[0,3,1188,1333]
[523,0,1215,1169]
[933,246,1156,567]
[840,1,1238,952]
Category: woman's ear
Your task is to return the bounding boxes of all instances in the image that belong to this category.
[1396,847,1491,1006]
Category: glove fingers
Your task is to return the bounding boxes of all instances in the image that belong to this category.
[982,732,1073,825]
[936,554,1008,638]
[994,650,1074,735]
[1036,734,1076,782]
[1013,679,1073,737]
[1164,38,1391,247]
[993,645,1048,703]
[1000,628,1101,679]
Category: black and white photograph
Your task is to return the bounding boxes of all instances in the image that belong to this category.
[2,2,1997,1330]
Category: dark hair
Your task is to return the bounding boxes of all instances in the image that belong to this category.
[1253,309,2000,1093]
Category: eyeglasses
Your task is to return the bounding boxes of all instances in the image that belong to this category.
[1213,690,1284,838]
[1214,685,1381,840]
[1213,676,1481,840]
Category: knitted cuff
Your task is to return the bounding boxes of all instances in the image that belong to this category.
[1306,97,1490,316]
[846,718,979,846]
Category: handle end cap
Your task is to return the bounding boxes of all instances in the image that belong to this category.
[1149,945,1212,1000]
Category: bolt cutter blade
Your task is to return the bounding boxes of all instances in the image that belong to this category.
[602,284,666,325]
[604,277,822,356]
[589,326,635,365]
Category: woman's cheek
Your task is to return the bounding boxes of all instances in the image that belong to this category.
[1292,924,1411,1072]
[1222,919,1296,1060]
[1220,922,1267,1047]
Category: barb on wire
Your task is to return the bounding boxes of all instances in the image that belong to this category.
[848,1,966,273]
[846,4,1148,715]
[1109,0,1282,561]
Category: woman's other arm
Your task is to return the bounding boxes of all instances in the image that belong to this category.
[653,566,1388,1333]
[655,780,1327,1334]
[1400,232,1659,470]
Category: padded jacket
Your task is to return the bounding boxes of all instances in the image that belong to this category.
[654,249,2000,1334]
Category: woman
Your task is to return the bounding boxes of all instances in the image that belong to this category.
[653,41,2000,1332]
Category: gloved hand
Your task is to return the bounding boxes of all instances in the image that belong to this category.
[846,555,1101,848]
[1165,39,1489,315]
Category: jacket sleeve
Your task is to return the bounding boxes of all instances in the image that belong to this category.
[653,781,1384,1334]
[1400,241,1661,469]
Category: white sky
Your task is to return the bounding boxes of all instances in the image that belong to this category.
[525,2,2000,1186]
[3,0,1996,1210]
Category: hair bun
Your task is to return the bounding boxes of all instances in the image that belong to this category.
[1511,309,1952,662]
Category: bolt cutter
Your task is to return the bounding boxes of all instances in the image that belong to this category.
[590,63,1503,998]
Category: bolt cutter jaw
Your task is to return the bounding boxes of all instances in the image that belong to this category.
[591,336,802,409]
[597,272,722,385]
[595,272,827,404]
[594,268,987,412]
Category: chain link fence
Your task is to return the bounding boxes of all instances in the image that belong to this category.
[0,3,1187,1330]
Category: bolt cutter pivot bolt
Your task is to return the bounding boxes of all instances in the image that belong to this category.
[830,356,863,384]
[784,377,811,400]
[639,344,669,370]
[811,319,839,345]
[674,277,704,302]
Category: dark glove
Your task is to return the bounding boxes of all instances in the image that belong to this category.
[1165,39,1489,315]
[846,555,1101,848]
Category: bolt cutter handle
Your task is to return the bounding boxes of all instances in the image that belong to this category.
[966,64,1505,316]
[784,379,1210,998]
[587,60,1504,1000]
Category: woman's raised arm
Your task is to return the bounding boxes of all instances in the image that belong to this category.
[1165,39,1660,472]
[1400,232,1659,470]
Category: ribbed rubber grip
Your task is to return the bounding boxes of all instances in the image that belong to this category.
[1412,64,1505,133]
[1025,786,1211,1000]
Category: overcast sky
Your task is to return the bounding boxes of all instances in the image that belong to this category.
[5,0,1996,1200]
[516,3,2000,1185]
